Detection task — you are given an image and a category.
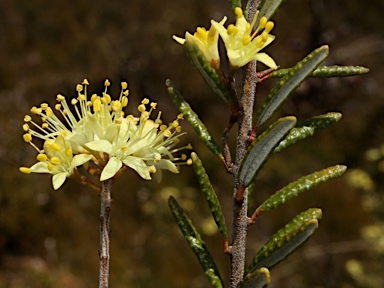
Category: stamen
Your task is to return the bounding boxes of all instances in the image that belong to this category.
[259,16,267,29]
[235,7,243,18]
[19,167,31,174]
[37,154,47,162]
[51,157,61,165]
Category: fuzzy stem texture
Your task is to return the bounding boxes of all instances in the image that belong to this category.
[230,4,259,286]
[99,179,113,288]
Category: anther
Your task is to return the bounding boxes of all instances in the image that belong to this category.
[37,154,47,162]
[50,157,61,165]
[104,79,111,87]
[121,82,128,90]
[76,84,83,92]
[19,167,31,174]
[22,124,30,131]
[23,133,32,142]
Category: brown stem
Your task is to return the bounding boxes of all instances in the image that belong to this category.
[99,179,113,288]
[230,59,258,287]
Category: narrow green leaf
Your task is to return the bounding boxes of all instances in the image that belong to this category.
[184,39,233,104]
[274,112,342,153]
[191,152,228,240]
[256,45,329,126]
[240,267,271,288]
[246,208,322,274]
[272,65,370,78]
[256,0,287,23]
[257,165,347,213]
[168,196,223,287]
[229,0,242,14]
[239,117,296,187]
[166,80,223,159]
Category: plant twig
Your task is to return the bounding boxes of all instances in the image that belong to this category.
[99,179,113,288]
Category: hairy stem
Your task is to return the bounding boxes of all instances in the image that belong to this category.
[99,179,113,288]
[230,60,257,287]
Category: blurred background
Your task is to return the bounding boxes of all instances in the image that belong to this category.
[1,0,383,287]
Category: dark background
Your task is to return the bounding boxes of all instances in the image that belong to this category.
[1,0,383,287]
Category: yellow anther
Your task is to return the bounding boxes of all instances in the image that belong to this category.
[150,102,157,109]
[172,120,179,128]
[259,16,267,29]
[71,98,78,105]
[112,100,121,112]
[115,118,122,124]
[123,90,129,96]
[121,82,128,89]
[50,157,61,165]
[160,124,167,131]
[122,147,129,153]
[138,104,146,112]
[19,167,31,174]
[60,130,68,137]
[187,143,193,150]
[177,113,184,120]
[40,103,49,110]
[187,159,193,165]
[46,107,53,117]
[65,148,72,157]
[254,36,263,47]
[154,154,161,162]
[176,126,182,133]
[42,123,49,129]
[102,93,111,104]
[86,101,92,107]
[55,103,61,110]
[91,94,98,102]
[93,98,101,112]
[163,130,172,137]
[22,124,30,131]
[261,31,269,42]
[48,163,54,171]
[173,138,180,143]
[56,94,65,102]
[82,79,89,85]
[24,115,32,122]
[265,21,274,33]
[31,106,41,114]
[195,27,208,40]
[51,143,61,151]
[37,154,47,162]
[23,133,32,142]
[104,79,111,87]
[141,98,149,105]
[76,84,83,92]
[181,154,187,160]
[242,35,251,45]
[149,165,156,173]
[235,7,243,18]
[78,94,86,101]
[41,117,46,122]
[228,24,238,36]
[121,96,128,107]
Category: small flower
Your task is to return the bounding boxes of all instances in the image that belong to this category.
[211,7,277,69]
[21,80,190,189]
[20,135,93,190]
[173,17,227,63]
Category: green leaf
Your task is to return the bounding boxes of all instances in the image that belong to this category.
[255,45,329,126]
[184,39,233,104]
[257,165,347,213]
[191,152,228,240]
[240,267,271,288]
[274,112,342,153]
[272,65,370,78]
[168,196,223,287]
[166,80,223,159]
[256,0,287,22]
[229,0,242,15]
[246,208,322,274]
[239,117,296,187]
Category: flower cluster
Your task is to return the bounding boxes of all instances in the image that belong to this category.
[20,80,191,190]
[173,7,277,70]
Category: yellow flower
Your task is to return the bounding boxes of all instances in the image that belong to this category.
[173,17,227,63]
[21,80,190,188]
[20,135,93,190]
[211,7,277,69]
